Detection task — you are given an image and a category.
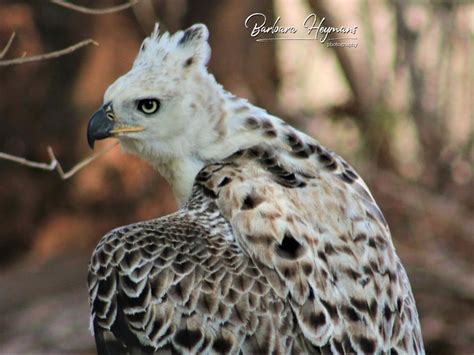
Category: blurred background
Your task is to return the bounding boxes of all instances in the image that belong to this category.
[0,0,472,353]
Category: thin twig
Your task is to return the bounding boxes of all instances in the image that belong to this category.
[0,32,16,59]
[0,39,98,66]
[0,142,119,180]
[50,0,138,15]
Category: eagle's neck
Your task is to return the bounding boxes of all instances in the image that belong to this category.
[140,76,291,207]
[159,98,291,206]
[152,156,204,206]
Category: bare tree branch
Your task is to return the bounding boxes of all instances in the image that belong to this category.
[0,39,98,66]
[0,142,119,180]
[0,32,16,59]
[50,0,138,15]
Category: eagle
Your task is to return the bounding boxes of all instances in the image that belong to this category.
[86,24,424,354]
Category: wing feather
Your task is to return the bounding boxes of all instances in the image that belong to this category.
[196,141,424,353]
[88,204,295,353]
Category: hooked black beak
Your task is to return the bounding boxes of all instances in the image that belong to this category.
[87,104,114,149]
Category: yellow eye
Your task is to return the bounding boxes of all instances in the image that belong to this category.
[138,99,160,114]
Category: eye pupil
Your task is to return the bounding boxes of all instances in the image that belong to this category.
[138,98,160,114]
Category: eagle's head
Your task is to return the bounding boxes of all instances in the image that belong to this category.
[86,24,229,160]
[86,23,267,204]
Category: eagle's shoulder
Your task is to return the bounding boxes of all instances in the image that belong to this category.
[194,140,424,354]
